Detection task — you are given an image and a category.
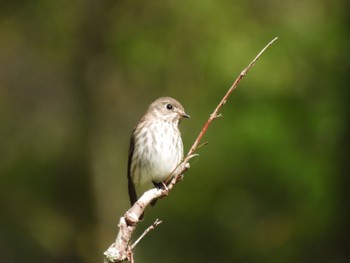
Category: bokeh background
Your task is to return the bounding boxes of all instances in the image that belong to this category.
[1,0,349,262]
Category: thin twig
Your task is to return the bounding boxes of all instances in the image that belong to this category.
[187,37,278,156]
[131,219,163,249]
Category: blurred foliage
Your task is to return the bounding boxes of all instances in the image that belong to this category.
[0,0,349,262]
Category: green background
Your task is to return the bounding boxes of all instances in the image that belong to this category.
[1,0,349,262]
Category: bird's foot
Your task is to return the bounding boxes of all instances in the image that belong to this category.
[153,181,169,196]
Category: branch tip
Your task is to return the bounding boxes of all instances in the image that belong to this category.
[131,218,163,249]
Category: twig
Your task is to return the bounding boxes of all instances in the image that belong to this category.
[103,37,278,263]
[187,37,278,156]
[131,219,162,249]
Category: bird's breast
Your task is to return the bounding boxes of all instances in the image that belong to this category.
[135,121,183,184]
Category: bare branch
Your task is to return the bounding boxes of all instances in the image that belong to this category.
[131,219,162,249]
[103,37,278,263]
[187,37,278,157]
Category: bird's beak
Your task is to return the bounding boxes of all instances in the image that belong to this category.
[180,111,190,119]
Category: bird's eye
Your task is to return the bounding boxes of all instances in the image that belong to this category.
[166,104,173,110]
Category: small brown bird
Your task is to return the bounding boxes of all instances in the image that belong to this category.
[127,97,189,216]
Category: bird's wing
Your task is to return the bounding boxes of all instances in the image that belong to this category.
[127,128,138,206]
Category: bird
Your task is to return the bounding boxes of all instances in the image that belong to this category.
[127,97,189,218]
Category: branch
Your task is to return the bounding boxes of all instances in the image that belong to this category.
[187,37,278,157]
[131,219,162,250]
[103,37,278,262]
